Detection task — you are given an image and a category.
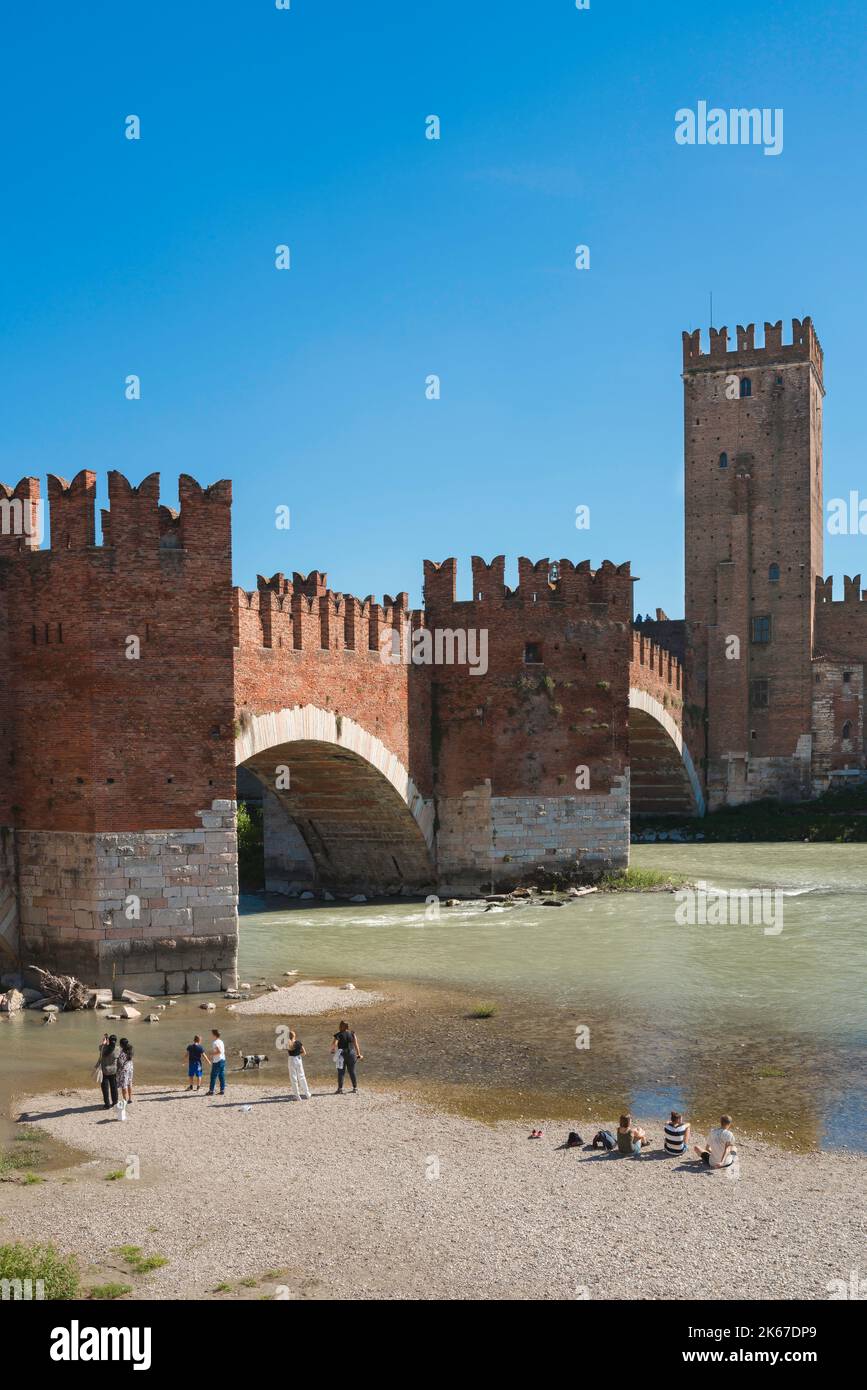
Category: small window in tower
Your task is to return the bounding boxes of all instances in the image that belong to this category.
[524,642,543,665]
[843,671,852,684]
[719,452,728,468]
[842,720,852,741]
[750,680,769,709]
[776,374,783,385]
[751,615,772,644]
[740,377,752,398]
[768,563,780,582]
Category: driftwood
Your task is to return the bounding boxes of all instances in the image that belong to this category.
[24,965,90,1012]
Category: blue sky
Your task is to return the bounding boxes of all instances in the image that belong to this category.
[2,0,866,613]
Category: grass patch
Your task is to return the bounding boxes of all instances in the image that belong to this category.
[239,1277,258,1288]
[213,1282,232,1292]
[0,1242,79,1299]
[597,867,690,892]
[22,1173,44,1185]
[755,1066,786,1078]
[114,1245,168,1274]
[0,1146,43,1175]
[13,1126,44,1143]
[89,1282,132,1300]
[105,1171,126,1181]
[469,1004,497,1019]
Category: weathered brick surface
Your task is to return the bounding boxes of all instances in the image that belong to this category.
[682,319,831,806]
[0,472,239,987]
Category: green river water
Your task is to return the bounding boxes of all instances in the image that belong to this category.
[1,844,865,1153]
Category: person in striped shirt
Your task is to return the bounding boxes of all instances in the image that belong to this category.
[663,1110,690,1155]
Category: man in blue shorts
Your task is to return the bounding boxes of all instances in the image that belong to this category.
[186,1034,205,1091]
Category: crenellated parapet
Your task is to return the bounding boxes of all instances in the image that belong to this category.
[630,630,684,699]
[0,469,232,563]
[234,571,422,653]
[682,316,823,386]
[815,574,867,604]
[424,556,633,619]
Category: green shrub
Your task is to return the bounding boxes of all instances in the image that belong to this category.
[89,1283,132,1300]
[0,1242,79,1299]
[469,1003,496,1019]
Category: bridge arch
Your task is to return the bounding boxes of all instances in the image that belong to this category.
[235,705,436,894]
[628,688,705,818]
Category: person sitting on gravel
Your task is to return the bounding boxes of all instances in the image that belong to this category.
[663,1110,690,1156]
[616,1114,650,1155]
[693,1115,737,1170]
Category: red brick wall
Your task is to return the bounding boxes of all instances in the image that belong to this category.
[233,573,431,795]
[0,470,236,833]
[682,319,824,803]
[424,557,632,801]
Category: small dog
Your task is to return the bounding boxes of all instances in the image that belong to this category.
[240,1053,269,1071]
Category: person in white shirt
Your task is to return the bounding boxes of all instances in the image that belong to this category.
[207,1029,227,1097]
[694,1114,737,1169]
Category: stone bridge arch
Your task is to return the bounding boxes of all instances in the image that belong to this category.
[235,705,436,895]
[628,688,705,817]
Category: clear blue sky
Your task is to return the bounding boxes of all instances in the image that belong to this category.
[2,0,866,614]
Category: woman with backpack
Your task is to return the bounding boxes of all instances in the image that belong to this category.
[97,1034,120,1109]
[330,1020,363,1095]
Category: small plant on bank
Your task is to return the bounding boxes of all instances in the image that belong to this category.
[105,1170,125,1181]
[22,1173,43,1185]
[469,1003,497,1019]
[597,867,690,892]
[89,1283,132,1300]
[0,1242,80,1299]
[114,1245,168,1274]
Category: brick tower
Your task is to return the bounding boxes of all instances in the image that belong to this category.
[682,318,825,807]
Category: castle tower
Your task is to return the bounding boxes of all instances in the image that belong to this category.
[682,318,825,807]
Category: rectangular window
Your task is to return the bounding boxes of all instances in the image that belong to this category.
[751,615,772,644]
[524,642,543,664]
[750,679,769,709]
[843,671,852,684]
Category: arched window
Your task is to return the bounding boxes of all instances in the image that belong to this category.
[842,720,852,741]
[719,452,728,468]
[768,563,780,582]
[740,377,752,398]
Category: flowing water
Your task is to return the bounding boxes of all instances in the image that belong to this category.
[1,844,865,1153]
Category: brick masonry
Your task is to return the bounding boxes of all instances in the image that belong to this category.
[679,317,866,806]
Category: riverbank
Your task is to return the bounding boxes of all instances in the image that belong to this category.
[1,1083,862,1301]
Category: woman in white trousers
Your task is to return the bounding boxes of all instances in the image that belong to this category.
[286,1030,311,1099]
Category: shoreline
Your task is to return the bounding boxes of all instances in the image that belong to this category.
[2,1082,863,1301]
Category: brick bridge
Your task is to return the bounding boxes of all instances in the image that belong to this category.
[1,472,701,995]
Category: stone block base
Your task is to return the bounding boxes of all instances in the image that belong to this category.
[436,778,630,893]
[14,801,239,996]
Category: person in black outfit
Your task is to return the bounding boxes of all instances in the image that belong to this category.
[99,1034,120,1109]
[331,1020,363,1094]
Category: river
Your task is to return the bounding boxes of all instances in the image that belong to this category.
[1,844,865,1153]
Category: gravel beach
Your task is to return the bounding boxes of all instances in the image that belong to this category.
[230,983,385,1016]
[2,1084,863,1301]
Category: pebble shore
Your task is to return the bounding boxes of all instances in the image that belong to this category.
[3,1084,863,1301]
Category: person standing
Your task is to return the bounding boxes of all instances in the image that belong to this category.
[331,1020,362,1095]
[286,1030,311,1100]
[185,1034,206,1091]
[117,1038,135,1105]
[99,1035,120,1110]
[207,1028,226,1097]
